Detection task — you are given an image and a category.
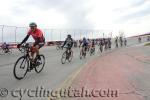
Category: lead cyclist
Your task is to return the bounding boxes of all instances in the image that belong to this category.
[17,22,45,67]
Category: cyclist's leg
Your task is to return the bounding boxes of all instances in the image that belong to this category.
[30,43,40,61]
[36,42,45,59]
[65,48,69,59]
[30,46,36,61]
[82,45,85,54]
[68,46,72,56]
[68,44,73,55]
[80,46,84,55]
[6,46,9,52]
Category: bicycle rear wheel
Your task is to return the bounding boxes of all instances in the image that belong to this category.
[61,51,67,64]
[13,56,29,80]
[35,55,45,73]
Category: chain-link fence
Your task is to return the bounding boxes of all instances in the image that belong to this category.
[0,25,113,43]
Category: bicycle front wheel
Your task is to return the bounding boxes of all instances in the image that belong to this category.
[13,56,29,80]
[80,51,83,59]
[61,51,67,64]
[35,55,45,73]
[68,51,73,62]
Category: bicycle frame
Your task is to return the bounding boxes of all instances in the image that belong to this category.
[65,48,71,59]
[61,47,73,64]
[80,46,86,59]
[20,44,34,61]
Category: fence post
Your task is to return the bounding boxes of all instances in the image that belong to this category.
[74,30,75,40]
[86,30,88,38]
[51,29,53,41]
[1,25,4,43]
[15,27,17,43]
[103,33,104,38]
[92,30,94,39]
[60,29,61,41]
[80,30,81,39]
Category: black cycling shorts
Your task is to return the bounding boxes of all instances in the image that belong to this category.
[34,41,45,49]
[67,44,72,50]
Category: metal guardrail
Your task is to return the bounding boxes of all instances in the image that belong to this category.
[0,25,112,43]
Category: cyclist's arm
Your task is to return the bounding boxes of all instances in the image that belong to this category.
[62,40,67,47]
[21,35,30,45]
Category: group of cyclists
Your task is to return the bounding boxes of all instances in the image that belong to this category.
[115,36,127,48]
[0,22,122,60]
[1,22,150,65]
[138,35,150,43]
[1,22,149,79]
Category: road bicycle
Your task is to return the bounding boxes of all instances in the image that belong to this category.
[61,47,73,64]
[80,46,87,59]
[13,43,45,80]
[0,46,12,55]
[89,47,95,56]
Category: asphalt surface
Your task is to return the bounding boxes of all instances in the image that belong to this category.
[0,36,149,100]
[63,43,150,100]
[0,44,105,100]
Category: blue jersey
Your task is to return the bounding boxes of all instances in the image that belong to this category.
[83,39,88,45]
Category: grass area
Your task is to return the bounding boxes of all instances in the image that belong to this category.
[144,42,150,46]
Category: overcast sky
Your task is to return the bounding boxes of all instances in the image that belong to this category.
[0,0,150,37]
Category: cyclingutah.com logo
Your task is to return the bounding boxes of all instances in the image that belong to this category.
[0,88,8,98]
[0,86,119,100]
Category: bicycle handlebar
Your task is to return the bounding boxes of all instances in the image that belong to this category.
[18,43,32,53]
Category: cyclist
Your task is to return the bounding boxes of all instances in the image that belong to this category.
[104,38,108,50]
[90,39,95,54]
[99,39,104,52]
[91,39,95,49]
[81,37,88,55]
[124,38,127,46]
[138,36,141,43]
[1,42,9,53]
[119,37,123,47]
[17,22,45,65]
[79,39,82,48]
[86,39,90,51]
[61,34,73,56]
[108,38,111,49]
[147,36,150,41]
[115,37,118,48]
